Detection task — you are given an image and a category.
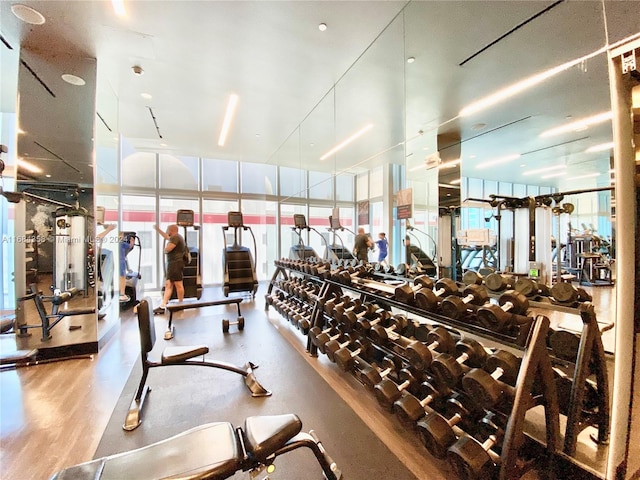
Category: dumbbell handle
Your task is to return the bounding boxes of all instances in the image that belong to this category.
[481,435,502,464]
[461,293,475,303]
[434,287,446,296]
[419,393,435,408]
[490,366,505,381]
[447,412,462,427]
[455,352,469,365]
[500,301,515,312]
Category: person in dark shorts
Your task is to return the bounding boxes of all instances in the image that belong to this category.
[353,227,373,263]
[154,224,186,309]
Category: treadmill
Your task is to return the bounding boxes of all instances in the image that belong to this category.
[324,215,356,262]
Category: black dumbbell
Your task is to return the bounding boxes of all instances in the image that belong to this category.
[311,327,341,352]
[355,309,392,333]
[416,393,480,459]
[447,429,503,480]
[359,355,398,390]
[462,270,483,286]
[484,273,515,292]
[324,333,359,363]
[222,316,244,333]
[461,350,521,409]
[333,338,373,371]
[550,282,591,304]
[334,265,369,284]
[475,290,529,330]
[369,314,408,344]
[440,284,489,319]
[514,277,542,297]
[342,304,386,329]
[415,278,459,311]
[430,338,487,387]
[548,329,580,362]
[333,299,363,324]
[373,368,421,410]
[323,295,352,315]
[390,325,456,372]
[394,275,434,304]
[393,376,449,426]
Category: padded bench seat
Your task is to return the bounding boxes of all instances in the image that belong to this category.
[51,422,241,480]
[50,415,305,480]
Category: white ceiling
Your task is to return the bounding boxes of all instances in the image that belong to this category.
[1,1,637,193]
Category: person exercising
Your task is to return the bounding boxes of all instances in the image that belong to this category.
[375,232,389,267]
[154,224,186,310]
[353,227,373,263]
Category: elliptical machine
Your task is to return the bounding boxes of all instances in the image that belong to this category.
[222,211,258,298]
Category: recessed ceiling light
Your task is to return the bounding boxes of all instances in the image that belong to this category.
[520,164,526,167]
[11,4,45,25]
[318,23,327,32]
[46,174,52,178]
[141,92,153,100]
[407,57,415,64]
[469,154,476,159]
[471,123,487,130]
[132,65,144,76]
[160,142,167,147]
[61,74,86,86]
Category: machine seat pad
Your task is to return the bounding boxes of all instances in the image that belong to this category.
[162,345,209,363]
[244,414,302,460]
[49,422,241,480]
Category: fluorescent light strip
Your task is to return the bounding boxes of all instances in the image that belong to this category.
[540,111,612,138]
[522,165,566,176]
[112,0,126,16]
[475,154,520,169]
[570,173,601,180]
[586,142,615,153]
[17,159,42,174]
[218,94,239,147]
[320,124,373,160]
[438,158,461,169]
[541,172,567,179]
[460,47,605,117]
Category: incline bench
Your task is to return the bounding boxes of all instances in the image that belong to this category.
[163,297,244,339]
[50,413,343,480]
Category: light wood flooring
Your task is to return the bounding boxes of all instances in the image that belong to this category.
[0,282,620,480]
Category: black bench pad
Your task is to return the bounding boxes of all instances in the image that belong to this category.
[244,414,302,460]
[50,422,241,480]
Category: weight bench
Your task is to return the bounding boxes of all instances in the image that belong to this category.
[50,413,342,480]
[124,298,270,431]
[163,297,244,339]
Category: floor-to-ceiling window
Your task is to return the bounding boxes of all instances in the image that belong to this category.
[202,199,239,285]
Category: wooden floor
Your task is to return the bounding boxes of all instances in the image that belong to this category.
[0,281,619,480]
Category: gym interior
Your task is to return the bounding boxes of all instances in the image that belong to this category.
[0,2,639,480]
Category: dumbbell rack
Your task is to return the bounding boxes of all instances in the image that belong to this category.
[317,279,560,480]
[267,259,610,479]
